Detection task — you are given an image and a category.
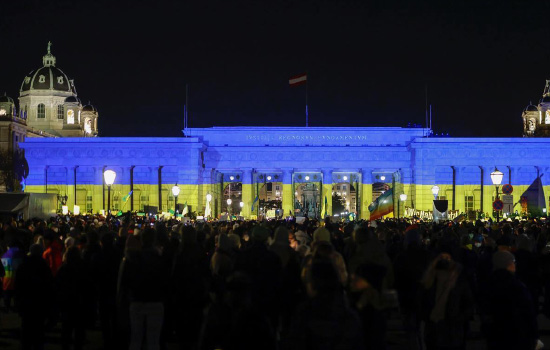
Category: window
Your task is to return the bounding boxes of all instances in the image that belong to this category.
[86,203,93,211]
[343,185,347,190]
[57,76,64,84]
[267,183,273,191]
[465,195,474,212]
[57,105,64,119]
[275,185,280,191]
[86,196,93,202]
[37,104,45,118]
[336,185,340,190]
[38,75,45,83]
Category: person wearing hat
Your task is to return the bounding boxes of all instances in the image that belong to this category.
[485,250,539,350]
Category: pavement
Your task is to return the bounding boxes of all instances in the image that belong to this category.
[1,308,550,349]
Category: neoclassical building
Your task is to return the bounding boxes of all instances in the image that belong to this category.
[6,44,550,220]
[19,126,550,220]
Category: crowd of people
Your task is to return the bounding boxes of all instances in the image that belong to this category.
[0,212,548,350]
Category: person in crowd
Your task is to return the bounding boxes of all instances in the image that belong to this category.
[119,228,169,350]
[55,246,95,350]
[42,230,63,277]
[15,243,54,350]
[285,257,364,349]
[486,250,539,350]
[1,236,24,311]
[350,262,388,350]
[172,225,209,349]
[393,228,431,350]
[420,250,474,350]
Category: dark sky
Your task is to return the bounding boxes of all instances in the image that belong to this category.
[1,0,549,137]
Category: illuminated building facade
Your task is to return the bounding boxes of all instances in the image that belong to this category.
[20,127,550,219]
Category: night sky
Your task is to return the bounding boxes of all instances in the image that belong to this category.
[1,0,549,137]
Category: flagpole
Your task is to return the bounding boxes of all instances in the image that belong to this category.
[305,71,308,127]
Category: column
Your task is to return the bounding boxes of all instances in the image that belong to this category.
[360,168,373,220]
[241,169,254,218]
[454,166,465,213]
[322,169,333,217]
[281,168,293,217]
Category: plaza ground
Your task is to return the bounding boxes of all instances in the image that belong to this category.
[2,307,550,349]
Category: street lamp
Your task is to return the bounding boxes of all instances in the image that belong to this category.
[491,167,504,222]
[227,198,232,215]
[431,185,440,200]
[399,193,407,219]
[172,184,180,215]
[104,170,116,214]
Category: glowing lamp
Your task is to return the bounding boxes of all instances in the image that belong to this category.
[431,185,440,197]
[267,175,272,181]
[343,176,348,181]
[103,170,116,186]
[227,198,232,205]
[400,194,407,202]
[239,201,244,208]
[305,176,310,181]
[229,176,234,181]
[206,193,212,202]
[490,168,504,186]
[171,185,180,197]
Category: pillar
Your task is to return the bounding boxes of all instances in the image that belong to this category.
[322,169,333,217]
[241,169,253,218]
[360,168,373,220]
[281,169,293,217]
[454,166,465,213]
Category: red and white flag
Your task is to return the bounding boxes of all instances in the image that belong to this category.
[289,73,307,87]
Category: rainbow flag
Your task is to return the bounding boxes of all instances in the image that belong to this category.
[368,188,394,220]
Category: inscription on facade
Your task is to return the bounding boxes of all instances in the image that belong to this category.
[245,134,368,142]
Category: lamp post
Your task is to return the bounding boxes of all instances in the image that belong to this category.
[227,198,232,216]
[172,184,180,216]
[491,167,504,223]
[399,193,407,218]
[103,170,116,214]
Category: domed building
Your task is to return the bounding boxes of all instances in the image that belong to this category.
[523,80,550,137]
[18,42,99,137]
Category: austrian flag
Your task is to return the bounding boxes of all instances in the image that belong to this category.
[289,73,307,87]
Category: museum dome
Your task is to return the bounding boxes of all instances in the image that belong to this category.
[0,95,14,104]
[65,96,80,103]
[525,104,539,112]
[82,104,96,112]
[19,42,75,94]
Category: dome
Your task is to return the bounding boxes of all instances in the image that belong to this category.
[0,95,14,104]
[82,104,96,112]
[20,42,75,94]
[65,96,80,103]
[525,104,538,112]
[20,66,74,93]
